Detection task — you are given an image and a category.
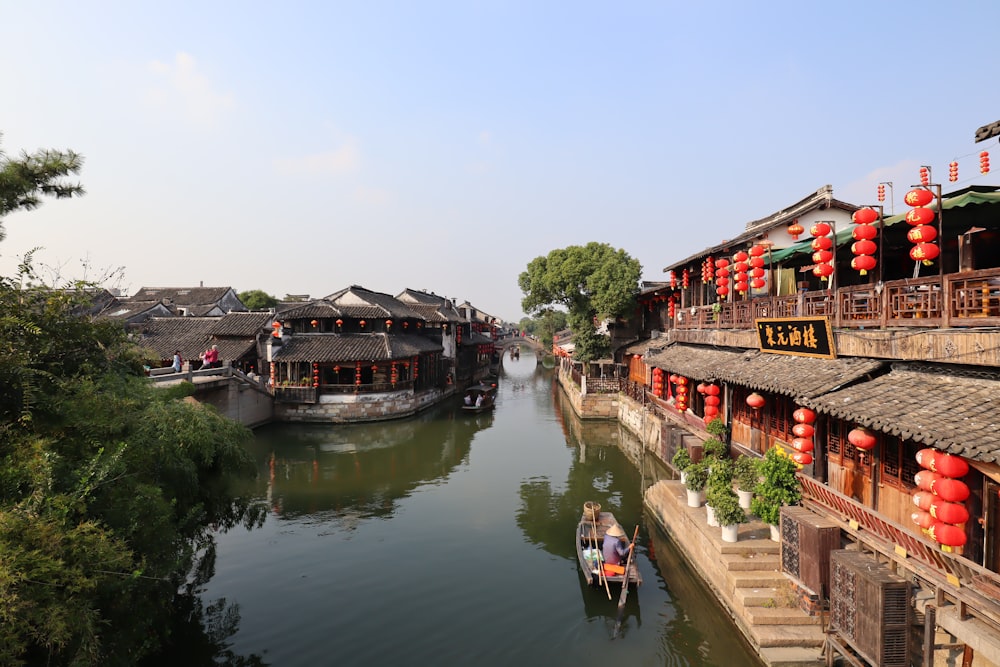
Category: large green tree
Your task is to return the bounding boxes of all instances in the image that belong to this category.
[0,133,84,242]
[518,242,641,362]
[0,137,264,666]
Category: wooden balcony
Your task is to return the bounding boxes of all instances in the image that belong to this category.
[674,267,1000,332]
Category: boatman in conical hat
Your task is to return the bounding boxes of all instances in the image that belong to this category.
[602,523,633,566]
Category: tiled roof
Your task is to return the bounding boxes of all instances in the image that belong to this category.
[99,299,172,320]
[462,331,494,346]
[209,311,273,336]
[271,333,442,362]
[138,317,219,361]
[621,338,669,356]
[403,303,454,323]
[276,301,344,319]
[645,345,886,399]
[801,363,1000,463]
[129,286,233,305]
[323,285,425,319]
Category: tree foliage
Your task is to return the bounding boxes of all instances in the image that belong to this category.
[237,289,278,311]
[518,242,641,361]
[518,309,567,350]
[0,139,265,665]
[0,133,85,241]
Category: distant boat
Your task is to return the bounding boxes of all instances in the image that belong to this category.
[461,384,497,412]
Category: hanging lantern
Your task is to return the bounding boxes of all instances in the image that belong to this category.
[928,500,970,525]
[336,318,343,328]
[704,395,721,407]
[852,208,878,225]
[682,269,690,288]
[911,510,936,530]
[927,521,967,547]
[812,249,833,264]
[704,384,720,396]
[916,449,969,478]
[669,270,677,289]
[791,451,813,466]
[912,491,936,511]
[847,427,877,451]
[813,263,834,279]
[851,239,877,256]
[949,161,959,182]
[791,437,814,453]
[932,477,971,503]
[792,422,815,438]
[359,320,367,328]
[746,392,765,409]
[919,166,930,186]
[749,244,765,257]
[907,225,937,244]
[877,184,886,201]
[733,250,749,263]
[787,220,804,240]
[310,319,318,327]
[910,243,940,263]
[810,222,831,237]
[385,319,393,329]
[811,235,833,251]
[981,151,991,174]
[668,296,676,319]
[905,207,935,226]
[904,189,934,207]
[853,223,878,241]
[851,255,877,274]
[704,405,719,419]
[793,407,815,424]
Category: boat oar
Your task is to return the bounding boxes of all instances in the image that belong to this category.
[591,513,612,600]
[612,525,639,639]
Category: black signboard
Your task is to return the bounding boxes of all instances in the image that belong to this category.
[755,317,836,359]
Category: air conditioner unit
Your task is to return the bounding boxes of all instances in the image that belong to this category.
[829,550,911,667]
[780,506,841,597]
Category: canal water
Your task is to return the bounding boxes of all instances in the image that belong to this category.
[185,349,762,667]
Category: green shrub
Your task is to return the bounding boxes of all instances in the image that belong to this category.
[684,461,709,492]
[713,489,748,526]
[751,446,802,525]
[703,437,727,460]
[734,455,759,493]
[672,446,692,472]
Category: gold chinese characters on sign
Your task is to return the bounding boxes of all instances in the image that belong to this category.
[755,317,836,359]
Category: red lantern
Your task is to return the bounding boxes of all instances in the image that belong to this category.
[704,405,719,418]
[813,263,834,279]
[904,189,934,207]
[336,319,343,327]
[911,510,935,530]
[792,423,814,438]
[788,220,804,240]
[793,407,815,424]
[746,392,765,409]
[949,161,958,182]
[853,224,878,241]
[791,451,813,466]
[791,437,814,453]
[847,427,877,451]
[981,151,991,175]
[717,285,730,297]
[928,500,969,525]
[696,382,707,394]
[812,250,833,264]
[359,319,367,328]
[913,491,935,511]
[851,255,877,275]
[905,207,935,226]
[933,478,971,503]
[735,280,749,293]
[749,245,765,257]
[910,243,940,262]
[914,469,942,492]
[907,225,937,243]
[676,376,688,386]
[851,239,877,256]
[916,449,969,478]
[310,319,318,327]
[811,222,831,237]
[704,384,720,396]
[733,251,749,262]
[811,235,833,251]
[682,269,690,288]
[704,395,721,407]
[852,208,878,224]
[927,521,967,547]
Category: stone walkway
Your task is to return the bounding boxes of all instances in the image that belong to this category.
[644,479,827,667]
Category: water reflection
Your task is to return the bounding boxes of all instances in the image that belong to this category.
[248,405,495,524]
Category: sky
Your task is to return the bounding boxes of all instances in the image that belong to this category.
[2,1,1000,323]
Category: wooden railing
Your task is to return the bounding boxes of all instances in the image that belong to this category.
[799,475,1000,631]
[673,266,1000,331]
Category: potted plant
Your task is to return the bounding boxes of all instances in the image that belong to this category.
[734,455,759,510]
[702,437,727,461]
[672,446,693,483]
[704,458,734,527]
[706,417,728,439]
[751,446,802,541]
[713,488,748,543]
[684,461,709,508]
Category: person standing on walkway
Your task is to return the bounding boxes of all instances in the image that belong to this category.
[171,350,183,373]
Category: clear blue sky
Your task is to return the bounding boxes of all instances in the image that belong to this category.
[2,1,998,322]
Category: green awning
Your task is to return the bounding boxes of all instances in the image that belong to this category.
[768,190,1000,263]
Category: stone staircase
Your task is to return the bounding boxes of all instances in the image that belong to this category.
[644,479,827,667]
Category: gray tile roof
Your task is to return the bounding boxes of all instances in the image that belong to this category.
[645,344,886,398]
[271,333,442,362]
[209,311,274,336]
[129,286,234,305]
[138,317,219,361]
[801,363,1000,463]
[323,285,425,320]
[276,301,344,319]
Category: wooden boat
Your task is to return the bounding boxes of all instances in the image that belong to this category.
[577,507,642,588]
[461,384,497,412]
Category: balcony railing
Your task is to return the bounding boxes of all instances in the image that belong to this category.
[673,266,1000,331]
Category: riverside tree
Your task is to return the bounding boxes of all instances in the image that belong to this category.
[518,242,641,362]
[0,136,265,666]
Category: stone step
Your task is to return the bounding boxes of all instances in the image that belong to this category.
[744,605,824,626]
[734,586,785,608]
[731,570,790,589]
[758,644,826,665]
[755,624,826,649]
[721,552,781,572]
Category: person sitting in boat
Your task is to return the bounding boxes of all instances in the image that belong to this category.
[602,523,632,566]
[464,394,473,406]
[475,394,484,407]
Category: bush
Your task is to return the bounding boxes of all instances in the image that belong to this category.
[751,447,802,525]
[672,446,692,472]
[713,489,748,526]
[706,417,728,438]
[734,455,759,493]
[705,458,734,508]
[684,461,709,492]
[703,437,727,460]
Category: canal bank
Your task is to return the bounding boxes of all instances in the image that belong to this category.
[556,364,826,667]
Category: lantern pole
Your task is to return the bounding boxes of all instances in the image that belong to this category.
[879,181,895,215]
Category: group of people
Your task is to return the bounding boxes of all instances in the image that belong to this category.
[463,393,485,407]
[169,345,221,373]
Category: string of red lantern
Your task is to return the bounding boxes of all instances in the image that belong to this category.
[682,268,690,289]
[981,151,990,175]
[732,251,749,296]
[912,448,970,548]
[850,208,879,276]
[904,187,939,265]
[674,375,689,412]
[790,407,815,466]
[652,368,664,398]
[877,184,885,202]
[715,258,731,300]
[949,161,958,182]
[669,270,677,289]
[810,222,834,281]
[668,296,676,320]
[749,244,767,291]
